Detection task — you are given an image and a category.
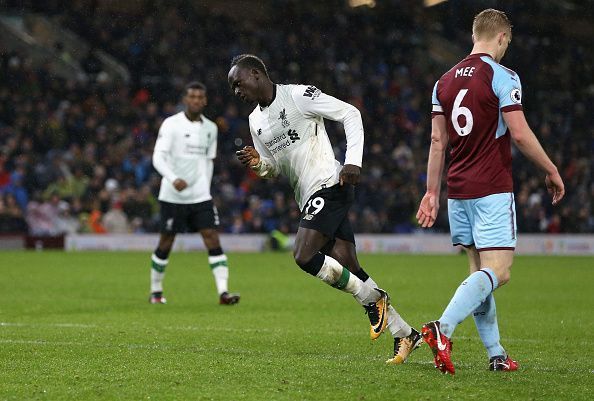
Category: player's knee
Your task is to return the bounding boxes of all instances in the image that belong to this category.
[293,248,310,269]
[491,266,511,286]
[202,230,220,248]
[293,241,305,264]
[294,251,324,276]
[497,269,511,286]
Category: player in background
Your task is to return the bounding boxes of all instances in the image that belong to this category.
[230,54,421,364]
[149,82,240,305]
[416,9,565,374]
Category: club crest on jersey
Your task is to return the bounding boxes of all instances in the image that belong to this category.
[511,88,521,104]
[303,86,321,100]
[278,108,290,128]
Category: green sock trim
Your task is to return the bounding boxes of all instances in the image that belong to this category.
[151,260,167,273]
[209,261,228,270]
[332,267,351,290]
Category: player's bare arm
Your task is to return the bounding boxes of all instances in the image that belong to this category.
[339,164,360,185]
[236,145,260,168]
[503,110,565,205]
[417,115,448,228]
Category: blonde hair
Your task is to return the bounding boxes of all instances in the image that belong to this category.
[473,9,512,41]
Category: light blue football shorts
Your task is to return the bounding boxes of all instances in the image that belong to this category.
[448,192,517,251]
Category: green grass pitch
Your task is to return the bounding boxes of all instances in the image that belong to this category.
[1,251,592,400]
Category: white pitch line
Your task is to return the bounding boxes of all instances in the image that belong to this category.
[0,322,97,328]
[0,339,80,346]
[165,325,280,333]
[454,335,594,345]
[0,339,188,350]
[2,323,592,346]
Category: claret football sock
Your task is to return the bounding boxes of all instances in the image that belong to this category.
[439,268,499,338]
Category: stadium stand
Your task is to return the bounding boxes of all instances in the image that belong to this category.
[0,0,591,237]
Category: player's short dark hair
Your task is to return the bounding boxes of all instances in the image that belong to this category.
[230,54,269,78]
[184,81,207,95]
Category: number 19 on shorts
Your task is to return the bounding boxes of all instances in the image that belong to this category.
[304,197,325,216]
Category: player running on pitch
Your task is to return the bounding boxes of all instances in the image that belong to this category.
[229,54,421,364]
[416,9,565,374]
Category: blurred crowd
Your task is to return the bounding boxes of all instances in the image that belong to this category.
[0,0,592,236]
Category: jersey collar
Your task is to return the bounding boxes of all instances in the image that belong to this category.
[259,84,277,111]
[183,112,203,123]
[467,52,493,60]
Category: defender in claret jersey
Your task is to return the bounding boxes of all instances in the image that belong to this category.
[229,54,421,364]
[416,9,565,374]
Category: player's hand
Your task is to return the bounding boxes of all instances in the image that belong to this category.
[236,146,260,168]
[173,178,188,192]
[416,191,439,228]
[339,164,360,186]
[545,171,565,205]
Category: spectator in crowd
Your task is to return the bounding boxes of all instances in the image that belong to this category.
[0,1,590,236]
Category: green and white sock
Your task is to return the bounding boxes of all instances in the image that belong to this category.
[209,254,229,295]
[315,255,380,305]
[150,253,168,293]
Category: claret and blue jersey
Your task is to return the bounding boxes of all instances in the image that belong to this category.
[432,53,523,200]
[432,53,522,250]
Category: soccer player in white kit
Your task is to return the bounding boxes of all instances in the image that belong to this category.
[229,54,420,364]
[149,82,240,305]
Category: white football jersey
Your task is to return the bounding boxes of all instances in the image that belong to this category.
[249,84,364,210]
[153,111,218,204]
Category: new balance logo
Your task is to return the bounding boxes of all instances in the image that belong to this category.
[287,129,300,143]
[303,85,321,99]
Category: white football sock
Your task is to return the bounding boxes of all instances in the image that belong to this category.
[150,253,167,293]
[209,254,229,295]
[387,305,412,338]
[364,277,379,289]
[315,255,380,305]
[365,276,411,337]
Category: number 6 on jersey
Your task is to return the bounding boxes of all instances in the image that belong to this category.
[452,89,473,136]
